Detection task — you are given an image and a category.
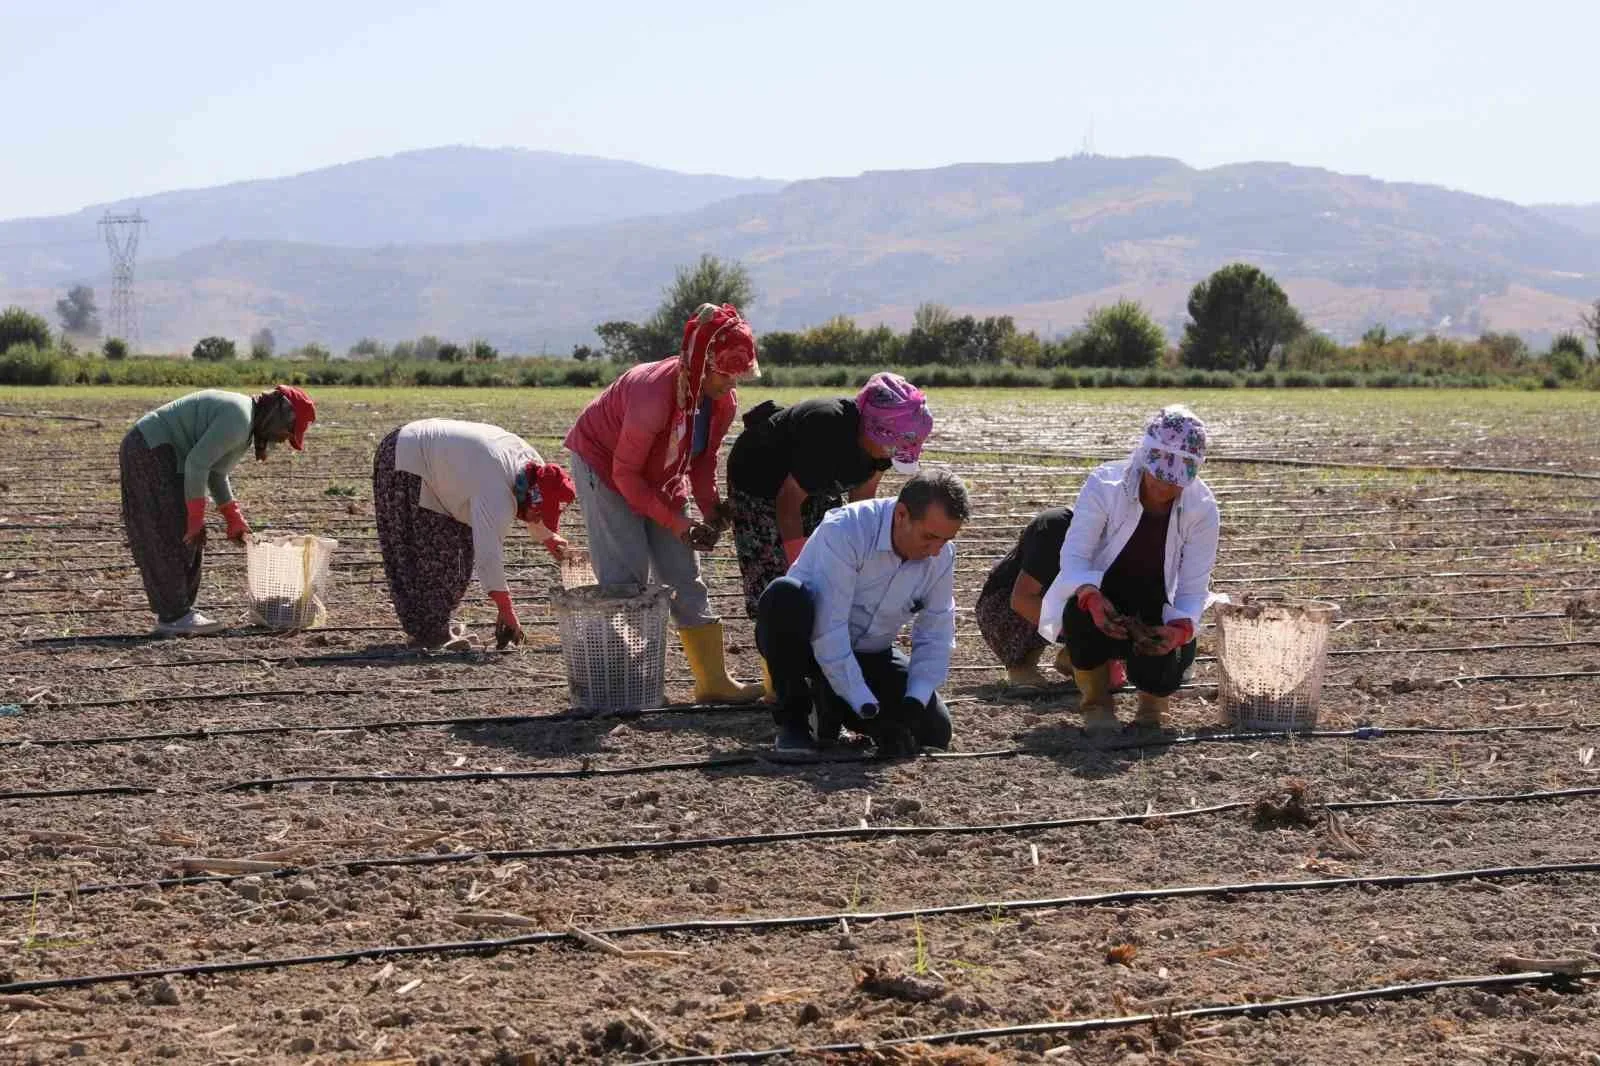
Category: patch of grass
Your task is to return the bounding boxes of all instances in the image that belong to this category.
[324,484,359,498]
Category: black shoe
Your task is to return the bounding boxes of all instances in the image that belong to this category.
[771,720,819,761]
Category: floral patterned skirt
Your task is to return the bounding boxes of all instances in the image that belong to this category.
[120,429,203,623]
[729,488,842,619]
[974,586,1048,667]
[373,428,475,646]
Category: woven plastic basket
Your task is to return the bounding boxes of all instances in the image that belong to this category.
[1215,595,1338,732]
[245,533,337,630]
[553,583,670,712]
[558,548,597,590]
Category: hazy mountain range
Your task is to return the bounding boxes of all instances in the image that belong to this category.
[1,146,1596,353]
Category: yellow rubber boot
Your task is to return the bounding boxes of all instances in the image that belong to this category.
[1135,691,1169,730]
[760,657,776,703]
[1052,646,1075,683]
[679,623,765,704]
[1072,664,1119,733]
[1005,644,1050,688]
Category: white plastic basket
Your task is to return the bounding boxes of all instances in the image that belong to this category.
[245,533,338,630]
[1215,595,1338,732]
[553,583,669,712]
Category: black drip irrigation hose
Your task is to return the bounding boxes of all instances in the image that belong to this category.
[7,786,1600,907]
[930,446,1600,482]
[5,632,1594,683]
[0,784,158,801]
[6,720,1598,800]
[222,753,766,791]
[10,664,1600,716]
[0,701,761,750]
[2,861,1597,996]
[642,970,1600,1065]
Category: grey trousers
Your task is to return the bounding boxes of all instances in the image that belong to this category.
[568,451,716,627]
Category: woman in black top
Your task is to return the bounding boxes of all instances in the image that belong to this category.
[974,507,1073,686]
[725,373,934,622]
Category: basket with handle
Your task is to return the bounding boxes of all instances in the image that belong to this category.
[552,583,670,712]
[245,533,338,630]
[1214,595,1338,732]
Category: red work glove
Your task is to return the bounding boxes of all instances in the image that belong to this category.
[1076,586,1127,639]
[489,590,523,649]
[219,501,251,542]
[1150,618,1195,656]
[541,534,569,561]
[783,537,806,567]
[184,498,208,546]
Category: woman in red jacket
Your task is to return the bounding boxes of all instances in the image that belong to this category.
[564,303,763,702]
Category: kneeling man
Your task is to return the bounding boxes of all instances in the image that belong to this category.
[756,470,968,758]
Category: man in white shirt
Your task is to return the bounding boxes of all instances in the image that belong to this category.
[754,470,968,758]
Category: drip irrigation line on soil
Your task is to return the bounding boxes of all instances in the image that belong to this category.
[0,784,158,801]
[642,970,1600,1065]
[198,715,1600,793]
[2,863,1598,996]
[8,786,1600,907]
[221,753,766,791]
[931,446,1600,481]
[28,679,569,710]
[12,607,1591,650]
[0,410,103,425]
[9,632,1595,681]
[7,573,1598,624]
[0,701,763,749]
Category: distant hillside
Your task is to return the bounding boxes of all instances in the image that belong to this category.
[0,146,784,287]
[1533,203,1600,239]
[5,154,1598,352]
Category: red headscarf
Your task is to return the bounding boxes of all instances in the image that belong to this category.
[668,303,758,475]
[274,385,317,451]
[515,460,577,532]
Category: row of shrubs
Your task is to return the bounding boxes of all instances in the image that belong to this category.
[3,345,1597,391]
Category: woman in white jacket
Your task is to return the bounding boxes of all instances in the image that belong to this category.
[1039,405,1218,732]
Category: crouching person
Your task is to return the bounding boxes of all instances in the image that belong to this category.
[1039,406,1218,733]
[374,419,575,651]
[755,471,968,759]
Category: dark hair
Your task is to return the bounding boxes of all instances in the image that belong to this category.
[898,469,970,522]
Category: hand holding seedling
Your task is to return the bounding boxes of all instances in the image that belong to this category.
[683,522,721,551]
[1076,586,1127,639]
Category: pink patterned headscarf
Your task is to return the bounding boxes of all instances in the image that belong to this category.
[1137,405,1208,487]
[856,373,934,473]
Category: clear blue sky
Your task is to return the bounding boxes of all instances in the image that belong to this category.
[4,0,1594,219]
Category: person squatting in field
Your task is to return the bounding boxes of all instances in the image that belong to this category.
[755,470,967,759]
[373,418,576,651]
[563,302,765,703]
[724,372,934,693]
[120,386,317,636]
[974,507,1131,691]
[1038,405,1220,732]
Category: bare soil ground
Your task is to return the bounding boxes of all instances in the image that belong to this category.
[2,388,1599,1065]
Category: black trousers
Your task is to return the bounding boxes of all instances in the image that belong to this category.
[1061,597,1196,697]
[756,576,952,749]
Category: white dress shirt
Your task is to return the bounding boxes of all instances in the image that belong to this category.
[787,498,957,712]
[1038,458,1221,644]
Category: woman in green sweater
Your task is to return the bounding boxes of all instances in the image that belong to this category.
[120,386,317,635]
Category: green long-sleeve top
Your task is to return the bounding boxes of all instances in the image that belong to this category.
[133,390,255,505]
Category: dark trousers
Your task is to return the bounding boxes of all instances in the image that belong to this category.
[756,576,952,749]
[1062,597,1196,697]
[120,430,203,622]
